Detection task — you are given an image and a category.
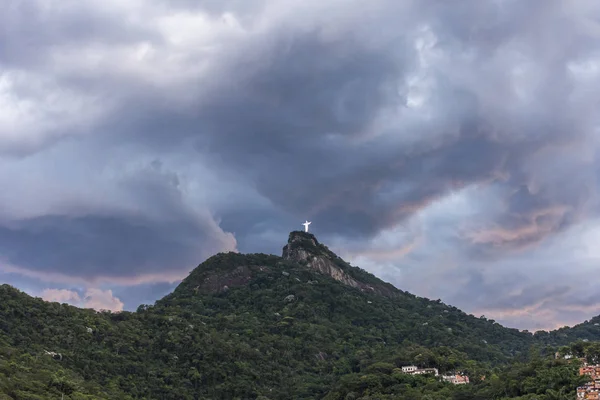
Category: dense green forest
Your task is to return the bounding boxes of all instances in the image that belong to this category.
[1,231,599,399]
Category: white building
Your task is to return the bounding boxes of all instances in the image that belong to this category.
[413,368,439,376]
[441,374,470,385]
[555,352,574,359]
[400,366,438,376]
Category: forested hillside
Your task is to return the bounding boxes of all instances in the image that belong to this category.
[1,231,599,399]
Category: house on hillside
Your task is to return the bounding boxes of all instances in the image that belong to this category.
[555,351,574,359]
[441,374,470,385]
[400,366,438,376]
[580,365,600,380]
[413,368,439,376]
[578,362,600,398]
[399,365,471,383]
[577,386,599,399]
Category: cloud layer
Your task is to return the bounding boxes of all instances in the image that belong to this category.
[2,0,600,330]
[41,288,124,312]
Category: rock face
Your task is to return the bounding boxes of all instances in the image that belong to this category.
[283,233,362,289]
[282,231,399,298]
[284,294,295,303]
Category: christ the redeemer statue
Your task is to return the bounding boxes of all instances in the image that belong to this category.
[302,221,311,232]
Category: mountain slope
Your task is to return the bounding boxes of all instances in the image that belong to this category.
[165,232,537,364]
[0,231,599,399]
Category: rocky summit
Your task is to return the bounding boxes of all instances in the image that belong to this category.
[1,232,600,399]
[282,231,401,298]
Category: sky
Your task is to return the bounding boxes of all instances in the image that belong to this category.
[1,0,600,332]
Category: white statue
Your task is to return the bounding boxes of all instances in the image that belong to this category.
[302,221,311,232]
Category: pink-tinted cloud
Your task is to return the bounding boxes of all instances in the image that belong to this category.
[344,236,421,262]
[41,287,124,312]
[471,296,600,333]
[1,261,189,286]
[82,288,124,312]
[464,205,572,249]
[39,288,81,304]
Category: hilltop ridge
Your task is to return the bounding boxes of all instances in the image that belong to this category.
[1,231,600,399]
[172,230,402,301]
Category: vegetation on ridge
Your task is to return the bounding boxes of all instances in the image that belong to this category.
[0,232,600,399]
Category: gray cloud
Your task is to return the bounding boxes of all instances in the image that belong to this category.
[163,0,600,246]
[0,142,237,282]
[0,214,216,277]
[2,0,600,330]
[1,1,160,68]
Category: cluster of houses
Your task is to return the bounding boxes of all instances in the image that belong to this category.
[400,365,470,385]
[550,351,600,399]
[553,352,600,399]
[577,363,600,399]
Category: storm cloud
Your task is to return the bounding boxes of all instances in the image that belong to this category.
[2,0,600,330]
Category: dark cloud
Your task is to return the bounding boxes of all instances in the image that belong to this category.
[0,214,206,277]
[5,0,597,245]
[0,153,236,281]
[119,0,596,247]
[2,0,600,329]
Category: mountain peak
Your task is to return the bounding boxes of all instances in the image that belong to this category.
[171,231,401,300]
[282,231,400,298]
[287,229,319,242]
[282,230,322,258]
[283,230,324,257]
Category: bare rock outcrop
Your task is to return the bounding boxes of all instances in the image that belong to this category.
[282,231,398,297]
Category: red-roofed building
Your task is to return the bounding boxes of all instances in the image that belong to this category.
[578,363,600,398]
